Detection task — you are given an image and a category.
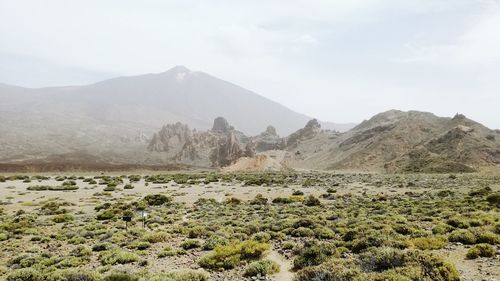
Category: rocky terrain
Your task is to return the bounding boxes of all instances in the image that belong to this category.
[145,110,499,173]
[1,67,499,174]
[297,110,500,173]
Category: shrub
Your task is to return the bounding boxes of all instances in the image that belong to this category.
[409,236,447,250]
[360,247,407,271]
[181,240,201,250]
[47,269,101,281]
[476,231,499,245]
[143,231,168,243]
[133,241,151,250]
[244,259,280,277]
[198,240,270,270]
[103,272,139,281]
[446,217,469,229]
[96,210,117,220]
[293,242,337,269]
[291,227,315,237]
[432,223,454,235]
[0,232,8,241]
[7,268,44,281]
[252,232,272,243]
[149,271,208,281]
[70,245,92,257]
[92,243,111,252]
[53,214,74,223]
[144,194,171,206]
[358,248,460,281]
[249,194,268,205]
[123,184,134,190]
[486,193,500,205]
[158,245,186,258]
[294,259,366,281]
[98,249,138,265]
[272,197,293,204]
[203,236,229,250]
[303,195,321,206]
[466,244,496,259]
[448,230,476,245]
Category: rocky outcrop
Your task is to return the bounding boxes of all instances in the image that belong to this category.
[210,131,244,167]
[147,122,219,163]
[254,125,281,152]
[283,119,322,148]
[148,117,252,167]
[212,117,232,133]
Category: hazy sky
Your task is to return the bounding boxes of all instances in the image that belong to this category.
[1,0,499,128]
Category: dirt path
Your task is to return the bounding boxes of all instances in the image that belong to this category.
[268,249,294,281]
[438,245,500,281]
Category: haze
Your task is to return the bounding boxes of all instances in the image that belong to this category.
[1,0,499,129]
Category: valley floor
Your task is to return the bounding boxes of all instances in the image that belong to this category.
[0,172,498,281]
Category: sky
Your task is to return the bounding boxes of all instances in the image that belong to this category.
[1,0,499,128]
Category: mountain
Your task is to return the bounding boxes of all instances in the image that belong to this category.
[284,110,500,173]
[0,66,354,162]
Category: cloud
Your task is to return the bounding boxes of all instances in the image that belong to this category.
[0,0,499,129]
[400,0,500,66]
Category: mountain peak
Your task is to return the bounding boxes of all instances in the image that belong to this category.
[168,65,191,73]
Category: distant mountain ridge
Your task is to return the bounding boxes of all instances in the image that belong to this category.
[0,66,354,162]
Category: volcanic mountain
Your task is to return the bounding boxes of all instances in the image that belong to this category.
[0,66,354,162]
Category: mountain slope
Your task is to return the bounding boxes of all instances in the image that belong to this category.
[283,110,500,172]
[0,66,353,162]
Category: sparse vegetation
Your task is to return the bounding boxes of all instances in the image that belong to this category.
[0,172,499,280]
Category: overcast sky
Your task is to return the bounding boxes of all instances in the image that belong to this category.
[1,0,499,128]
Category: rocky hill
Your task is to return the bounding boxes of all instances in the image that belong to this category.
[283,110,500,173]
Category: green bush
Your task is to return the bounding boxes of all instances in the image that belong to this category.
[47,269,101,281]
[181,239,201,250]
[409,236,447,250]
[466,244,496,259]
[98,249,139,265]
[486,193,500,205]
[244,259,280,277]
[92,243,111,252]
[158,245,186,258]
[249,194,268,205]
[144,194,171,206]
[476,231,499,245]
[303,195,321,206]
[52,214,74,223]
[0,232,8,241]
[103,272,139,281]
[96,210,118,221]
[291,227,315,237]
[202,236,229,250]
[198,240,270,270]
[448,229,476,244]
[7,268,44,281]
[148,270,208,281]
[143,231,169,243]
[293,242,337,269]
[294,259,366,281]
